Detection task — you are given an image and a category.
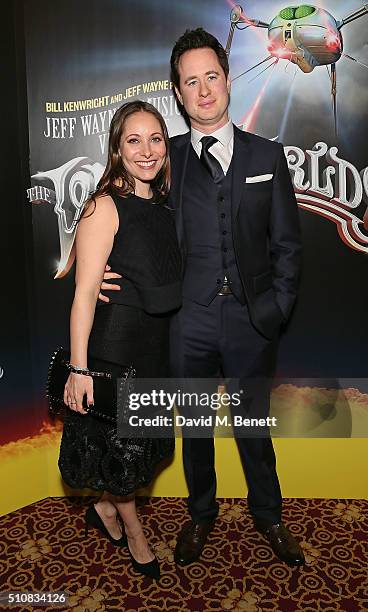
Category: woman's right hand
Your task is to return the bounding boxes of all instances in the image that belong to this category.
[64,372,94,415]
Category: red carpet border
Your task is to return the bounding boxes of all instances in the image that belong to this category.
[0,497,367,611]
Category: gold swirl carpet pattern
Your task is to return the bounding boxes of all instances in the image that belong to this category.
[0,497,367,611]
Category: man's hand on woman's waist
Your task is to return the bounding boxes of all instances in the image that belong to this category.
[98,264,122,303]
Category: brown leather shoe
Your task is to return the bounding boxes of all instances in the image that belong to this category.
[174,520,215,566]
[258,522,305,566]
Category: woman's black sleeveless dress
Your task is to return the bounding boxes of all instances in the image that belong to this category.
[58,193,182,496]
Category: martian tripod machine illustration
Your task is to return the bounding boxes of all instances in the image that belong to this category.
[226,3,368,131]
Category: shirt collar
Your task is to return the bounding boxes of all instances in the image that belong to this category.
[191,119,233,149]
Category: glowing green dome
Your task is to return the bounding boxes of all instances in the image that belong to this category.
[279,5,316,20]
[295,5,316,18]
[279,7,295,20]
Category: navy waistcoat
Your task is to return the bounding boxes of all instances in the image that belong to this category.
[182,146,245,305]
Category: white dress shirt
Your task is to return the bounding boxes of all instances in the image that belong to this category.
[191,120,234,175]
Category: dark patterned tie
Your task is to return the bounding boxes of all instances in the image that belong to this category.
[200,136,224,184]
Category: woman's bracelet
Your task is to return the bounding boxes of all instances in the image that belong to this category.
[68,363,90,375]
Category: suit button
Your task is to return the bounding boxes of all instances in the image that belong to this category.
[216,278,221,284]
[220,213,225,218]
[223,247,228,252]
[222,230,227,235]
[219,196,225,203]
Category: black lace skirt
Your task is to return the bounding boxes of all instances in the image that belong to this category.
[58,303,174,496]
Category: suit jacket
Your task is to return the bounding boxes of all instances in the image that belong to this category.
[169,125,301,339]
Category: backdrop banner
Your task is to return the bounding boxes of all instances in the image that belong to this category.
[2,1,368,465]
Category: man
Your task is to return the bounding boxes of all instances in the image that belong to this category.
[101,28,304,567]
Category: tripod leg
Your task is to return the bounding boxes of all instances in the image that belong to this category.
[331,63,337,136]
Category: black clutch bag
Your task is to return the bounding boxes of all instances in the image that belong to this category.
[46,347,135,423]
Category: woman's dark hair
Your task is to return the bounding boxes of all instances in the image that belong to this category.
[91,100,170,205]
[170,28,229,91]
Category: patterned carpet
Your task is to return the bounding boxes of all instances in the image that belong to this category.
[0,497,367,612]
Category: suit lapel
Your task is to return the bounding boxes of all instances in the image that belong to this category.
[231,126,252,221]
[170,131,191,248]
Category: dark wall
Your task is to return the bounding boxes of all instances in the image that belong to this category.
[0,1,36,440]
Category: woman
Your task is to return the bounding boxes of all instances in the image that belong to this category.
[58,101,182,580]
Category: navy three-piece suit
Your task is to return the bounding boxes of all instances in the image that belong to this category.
[168,125,301,527]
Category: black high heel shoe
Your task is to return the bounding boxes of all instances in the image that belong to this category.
[127,539,160,580]
[84,504,127,547]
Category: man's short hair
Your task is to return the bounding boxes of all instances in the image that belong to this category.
[170,28,229,90]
